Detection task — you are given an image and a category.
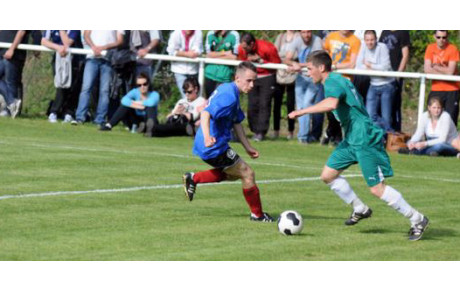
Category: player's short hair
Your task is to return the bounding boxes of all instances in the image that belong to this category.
[183,76,200,91]
[307,50,332,72]
[236,61,257,75]
[364,30,377,38]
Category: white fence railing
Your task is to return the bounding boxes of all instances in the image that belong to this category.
[2,42,460,127]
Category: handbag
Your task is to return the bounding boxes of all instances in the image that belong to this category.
[276,33,298,85]
[386,132,411,152]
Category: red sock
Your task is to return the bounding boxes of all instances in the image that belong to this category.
[243,185,263,217]
[193,169,227,184]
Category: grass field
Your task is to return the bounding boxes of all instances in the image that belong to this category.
[1,118,459,261]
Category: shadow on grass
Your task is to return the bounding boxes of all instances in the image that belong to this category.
[418,228,457,241]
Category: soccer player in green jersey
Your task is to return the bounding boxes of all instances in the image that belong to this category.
[288,50,429,241]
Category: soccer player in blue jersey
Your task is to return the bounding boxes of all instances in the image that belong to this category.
[183,61,274,222]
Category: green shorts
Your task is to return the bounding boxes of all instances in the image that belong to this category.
[326,141,393,187]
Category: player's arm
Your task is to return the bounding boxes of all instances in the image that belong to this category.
[200,111,216,147]
[288,97,339,119]
[233,123,259,159]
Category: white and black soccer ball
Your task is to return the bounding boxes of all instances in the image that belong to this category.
[278,210,304,235]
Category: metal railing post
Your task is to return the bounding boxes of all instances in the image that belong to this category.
[198,59,205,97]
[418,76,426,125]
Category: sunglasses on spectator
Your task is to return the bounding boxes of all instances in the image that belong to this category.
[435,36,447,40]
[137,82,149,87]
[184,89,195,94]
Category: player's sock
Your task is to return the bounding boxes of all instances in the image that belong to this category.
[243,185,263,218]
[381,185,423,225]
[193,169,227,184]
[328,176,367,213]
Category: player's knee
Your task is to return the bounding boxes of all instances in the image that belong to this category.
[369,184,385,198]
[320,172,334,184]
[241,165,255,183]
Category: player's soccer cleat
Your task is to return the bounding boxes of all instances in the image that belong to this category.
[408,216,429,241]
[183,172,196,201]
[250,212,274,222]
[345,208,373,225]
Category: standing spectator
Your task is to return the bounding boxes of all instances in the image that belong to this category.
[41,30,85,123]
[284,30,324,143]
[73,30,124,125]
[356,30,395,132]
[352,30,383,104]
[424,30,460,126]
[0,30,28,118]
[400,96,460,157]
[99,72,159,137]
[131,30,161,78]
[379,30,411,132]
[354,30,383,42]
[273,30,299,140]
[238,32,281,141]
[204,30,240,98]
[323,30,361,146]
[167,30,203,99]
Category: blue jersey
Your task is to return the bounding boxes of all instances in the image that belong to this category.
[193,82,245,160]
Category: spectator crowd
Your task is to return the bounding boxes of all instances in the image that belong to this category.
[0,30,459,157]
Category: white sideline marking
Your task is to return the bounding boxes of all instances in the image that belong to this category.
[0,140,331,171]
[0,174,361,201]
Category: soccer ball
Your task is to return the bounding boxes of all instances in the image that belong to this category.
[277,210,304,235]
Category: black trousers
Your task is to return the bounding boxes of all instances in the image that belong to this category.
[392,79,404,132]
[108,105,157,128]
[151,123,188,137]
[325,113,342,142]
[205,78,223,99]
[248,74,276,135]
[50,58,84,117]
[428,90,459,126]
[273,82,295,132]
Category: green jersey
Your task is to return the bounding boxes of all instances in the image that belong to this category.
[205,31,240,82]
[324,73,384,147]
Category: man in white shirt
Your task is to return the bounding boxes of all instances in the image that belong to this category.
[74,30,124,125]
[356,30,395,132]
[167,30,203,99]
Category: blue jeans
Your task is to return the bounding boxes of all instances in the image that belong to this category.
[174,73,197,99]
[413,143,459,157]
[76,58,113,124]
[366,83,395,132]
[295,75,324,142]
[0,57,22,105]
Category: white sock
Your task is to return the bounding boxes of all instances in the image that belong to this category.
[328,176,367,213]
[381,185,423,225]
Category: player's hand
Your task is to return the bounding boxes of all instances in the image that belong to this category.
[246,146,259,159]
[204,136,216,147]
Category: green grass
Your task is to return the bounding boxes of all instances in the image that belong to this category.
[0,118,459,261]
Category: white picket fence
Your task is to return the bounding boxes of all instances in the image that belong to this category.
[2,41,460,126]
